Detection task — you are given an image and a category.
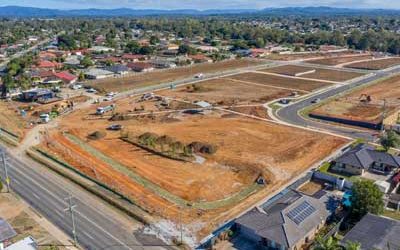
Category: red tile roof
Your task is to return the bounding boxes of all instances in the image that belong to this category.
[122,54,145,60]
[37,60,61,69]
[54,71,77,82]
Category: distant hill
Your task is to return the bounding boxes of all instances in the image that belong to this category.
[0,6,257,17]
[0,6,399,17]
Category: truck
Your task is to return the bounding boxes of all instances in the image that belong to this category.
[96,104,115,115]
[39,113,50,123]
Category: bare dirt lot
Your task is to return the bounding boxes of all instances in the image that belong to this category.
[307,55,374,66]
[87,59,264,93]
[0,101,26,139]
[345,57,400,70]
[228,72,331,92]
[157,78,294,106]
[311,74,400,124]
[39,96,347,239]
[265,51,363,61]
[262,65,364,82]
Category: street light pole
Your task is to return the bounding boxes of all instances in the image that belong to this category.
[64,194,78,246]
[1,150,10,193]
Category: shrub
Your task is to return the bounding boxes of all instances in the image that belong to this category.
[87,131,106,140]
[189,141,218,155]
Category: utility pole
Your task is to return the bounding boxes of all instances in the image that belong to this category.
[64,194,78,246]
[1,149,10,193]
[381,99,387,134]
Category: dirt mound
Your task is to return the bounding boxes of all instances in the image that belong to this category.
[87,131,106,140]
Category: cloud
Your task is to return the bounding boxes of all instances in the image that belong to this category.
[0,0,399,10]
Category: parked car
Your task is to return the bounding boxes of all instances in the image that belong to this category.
[311,98,321,104]
[107,124,123,131]
[87,88,97,93]
[103,96,113,102]
[70,84,83,90]
[194,73,204,79]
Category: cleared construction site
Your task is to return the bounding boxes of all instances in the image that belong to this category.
[29,67,350,241]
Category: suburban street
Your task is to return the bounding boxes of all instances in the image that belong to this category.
[277,66,400,141]
[0,145,169,250]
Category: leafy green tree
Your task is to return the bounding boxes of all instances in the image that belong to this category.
[139,46,154,55]
[125,40,140,53]
[313,236,340,250]
[149,35,160,45]
[381,130,400,151]
[80,56,93,68]
[58,34,77,50]
[178,44,197,55]
[351,180,384,220]
[345,241,361,250]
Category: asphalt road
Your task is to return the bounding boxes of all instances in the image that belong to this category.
[277,67,400,141]
[0,146,168,250]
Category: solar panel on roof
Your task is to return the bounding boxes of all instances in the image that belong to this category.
[286,201,316,225]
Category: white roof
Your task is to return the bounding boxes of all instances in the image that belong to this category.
[195,101,212,108]
[5,236,37,250]
[85,68,114,76]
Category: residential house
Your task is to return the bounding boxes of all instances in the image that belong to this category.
[39,51,57,61]
[89,46,115,53]
[250,48,271,58]
[104,64,130,75]
[196,45,219,53]
[64,55,82,68]
[36,60,61,71]
[84,68,114,80]
[53,71,78,85]
[0,218,17,249]
[189,54,213,63]
[331,144,400,175]
[121,54,145,63]
[127,62,154,72]
[235,191,331,250]
[341,213,400,250]
[5,236,38,250]
[31,70,55,84]
[22,89,54,102]
[150,59,177,69]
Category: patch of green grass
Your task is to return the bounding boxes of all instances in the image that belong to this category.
[318,162,362,183]
[383,210,400,221]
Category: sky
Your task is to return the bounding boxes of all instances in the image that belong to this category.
[0,0,398,10]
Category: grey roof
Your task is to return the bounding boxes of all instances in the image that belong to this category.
[341,213,400,250]
[334,144,400,169]
[0,218,16,242]
[236,192,330,248]
[105,64,130,74]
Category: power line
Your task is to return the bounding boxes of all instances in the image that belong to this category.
[64,194,78,246]
[0,149,10,193]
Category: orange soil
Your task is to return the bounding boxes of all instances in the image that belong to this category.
[263,65,364,82]
[307,55,374,66]
[157,78,293,106]
[44,94,347,238]
[345,57,400,70]
[229,72,331,91]
[312,74,400,123]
